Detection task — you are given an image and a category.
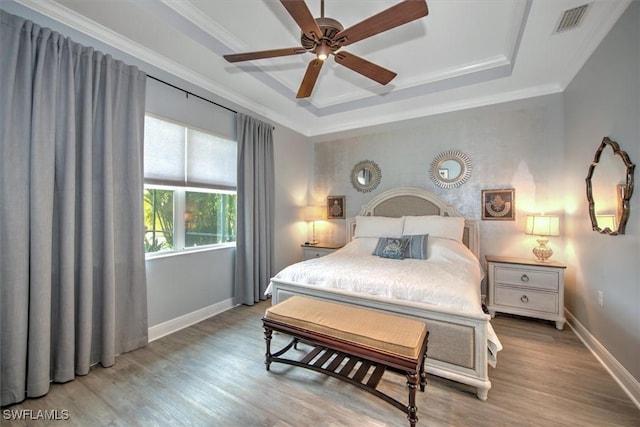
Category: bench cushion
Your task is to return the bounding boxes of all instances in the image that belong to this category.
[265,296,428,360]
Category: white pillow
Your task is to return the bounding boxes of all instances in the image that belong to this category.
[403,215,465,242]
[354,215,404,238]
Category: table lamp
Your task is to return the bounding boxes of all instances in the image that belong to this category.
[525,215,560,262]
[305,206,324,245]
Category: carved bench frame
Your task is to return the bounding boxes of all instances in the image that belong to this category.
[262,317,429,427]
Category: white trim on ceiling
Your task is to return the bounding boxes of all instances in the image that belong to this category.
[9,0,631,138]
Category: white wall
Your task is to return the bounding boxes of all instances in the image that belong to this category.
[563,2,639,382]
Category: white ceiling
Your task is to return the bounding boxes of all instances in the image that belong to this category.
[12,0,631,137]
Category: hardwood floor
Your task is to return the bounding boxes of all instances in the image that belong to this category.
[3,301,639,426]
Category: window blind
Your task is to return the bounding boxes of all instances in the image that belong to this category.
[187,128,236,190]
[144,115,237,189]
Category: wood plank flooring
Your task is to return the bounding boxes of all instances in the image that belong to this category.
[3,301,639,426]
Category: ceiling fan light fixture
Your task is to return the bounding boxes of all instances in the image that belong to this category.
[225,0,429,98]
[316,43,330,61]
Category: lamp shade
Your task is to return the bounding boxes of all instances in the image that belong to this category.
[525,215,560,236]
[304,205,324,221]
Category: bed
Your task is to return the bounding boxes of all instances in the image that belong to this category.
[267,187,502,400]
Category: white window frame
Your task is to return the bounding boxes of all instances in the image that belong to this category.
[143,114,237,259]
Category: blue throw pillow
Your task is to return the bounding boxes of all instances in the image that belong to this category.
[403,234,429,260]
[373,237,409,259]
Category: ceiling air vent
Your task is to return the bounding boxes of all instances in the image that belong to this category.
[555,4,590,33]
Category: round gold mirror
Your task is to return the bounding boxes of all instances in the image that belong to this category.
[586,137,635,235]
[430,150,472,189]
[351,160,381,193]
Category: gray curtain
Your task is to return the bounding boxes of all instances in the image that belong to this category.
[234,113,275,305]
[0,11,148,406]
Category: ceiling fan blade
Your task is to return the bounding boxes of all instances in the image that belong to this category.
[281,0,323,40]
[334,0,428,47]
[297,59,324,98]
[223,47,307,63]
[334,51,397,85]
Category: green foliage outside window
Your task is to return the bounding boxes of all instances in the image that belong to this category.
[144,188,236,253]
[185,192,237,247]
[144,189,174,253]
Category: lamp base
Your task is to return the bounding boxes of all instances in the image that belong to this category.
[532,237,553,262]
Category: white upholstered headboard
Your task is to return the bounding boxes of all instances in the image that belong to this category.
[346,187,480,258]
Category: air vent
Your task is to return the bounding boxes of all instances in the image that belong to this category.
[555,4,590,33]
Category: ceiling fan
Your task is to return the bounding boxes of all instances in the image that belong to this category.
[223,0,429,98]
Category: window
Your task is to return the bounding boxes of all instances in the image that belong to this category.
[185,191,236,246]
[144,188,174,252]
[143,115,237,254]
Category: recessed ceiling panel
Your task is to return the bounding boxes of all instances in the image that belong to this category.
[13,0,632,136]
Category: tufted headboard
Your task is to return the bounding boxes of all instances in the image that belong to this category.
[345,188,479,258]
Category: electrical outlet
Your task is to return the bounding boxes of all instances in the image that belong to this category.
[598,291,604,307]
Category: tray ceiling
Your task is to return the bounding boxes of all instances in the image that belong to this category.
[9,0,632,137]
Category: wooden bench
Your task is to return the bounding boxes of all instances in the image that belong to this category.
[262,296,430,427]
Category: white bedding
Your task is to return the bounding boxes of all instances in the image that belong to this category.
[267,236,503,366]
[268,237,483,314]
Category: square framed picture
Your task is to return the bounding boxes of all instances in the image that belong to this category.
[327,195,346,219]
[482,189,515,220]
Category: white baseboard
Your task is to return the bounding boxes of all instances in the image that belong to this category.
[565,308,640,410]
[148,298,236,342]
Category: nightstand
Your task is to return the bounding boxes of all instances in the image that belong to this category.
[301,242,344,261]
[486,255,566,330]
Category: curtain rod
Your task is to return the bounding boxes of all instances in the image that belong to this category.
[148,75,237,115]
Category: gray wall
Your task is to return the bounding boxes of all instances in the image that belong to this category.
[143,77,237,327]
[273,126,311,273]
[145,70,309,327]
[5,0,638,385]
[310,2,639,387]
[1,2,310,328]
[311,94,566,286]
[564,2,639,381]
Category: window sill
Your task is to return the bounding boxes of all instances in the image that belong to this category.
[145,243,235,261]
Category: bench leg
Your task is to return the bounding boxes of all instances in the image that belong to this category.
[419,354,427,392]
[264,326,273,371]
[420,338,429,392]
[406,372,419,427]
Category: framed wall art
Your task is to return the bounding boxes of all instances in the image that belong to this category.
[327,195,346,219]
[482,189,515,220]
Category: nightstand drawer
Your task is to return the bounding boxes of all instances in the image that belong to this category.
[303,247,334,260]
[494,286,558,313]
[494,266,559,291]
[301,243,344,261]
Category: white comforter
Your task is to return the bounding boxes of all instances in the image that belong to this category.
[267,236,503,365]
[269,237,484,315]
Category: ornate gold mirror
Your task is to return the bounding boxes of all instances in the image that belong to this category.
[430,150,472,189]
[586,137,635,235]
[351,160,381,193]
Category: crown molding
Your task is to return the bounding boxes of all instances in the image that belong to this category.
[305,83,563,138]
[12,0,303,133]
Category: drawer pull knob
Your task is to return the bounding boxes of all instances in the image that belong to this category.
[520,295,529,303]
[521,274,530,282]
